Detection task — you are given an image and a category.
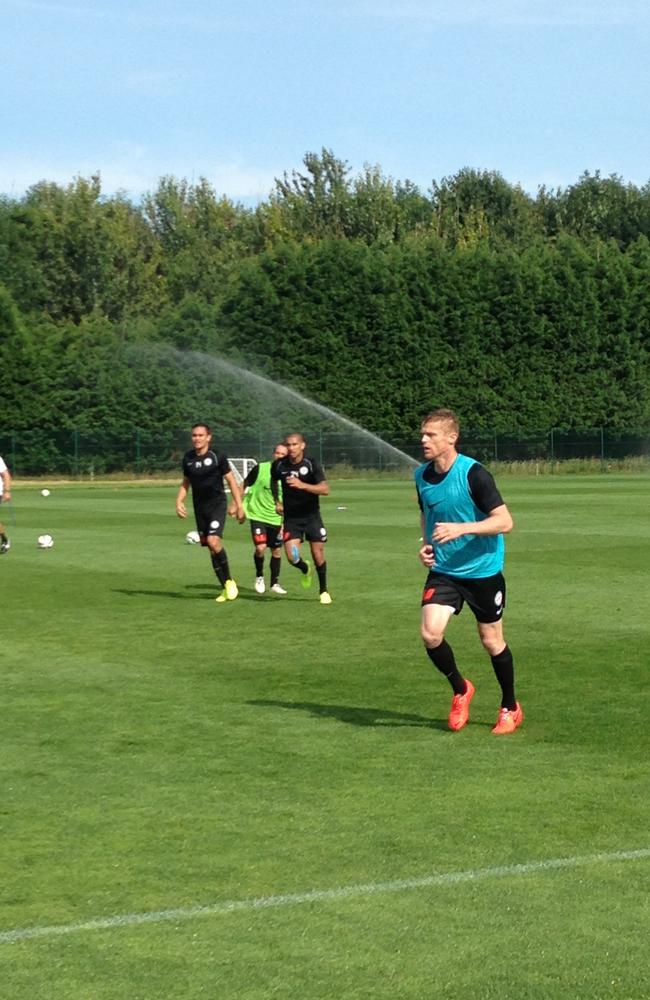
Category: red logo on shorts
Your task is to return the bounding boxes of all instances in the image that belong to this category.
[283,530,292,541]
[423,587,436,602]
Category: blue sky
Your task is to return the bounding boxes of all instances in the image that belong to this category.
[2,0,650,202]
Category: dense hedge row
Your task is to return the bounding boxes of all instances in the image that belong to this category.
[1,152,649,438]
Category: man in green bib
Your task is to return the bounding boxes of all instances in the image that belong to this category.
[242,443,289,594]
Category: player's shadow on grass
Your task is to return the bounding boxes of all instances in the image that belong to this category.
[185,583,302,605]
[249,699,448,730]
[114,586,305,603]
[183,584,306,602]
[114,587,213,600]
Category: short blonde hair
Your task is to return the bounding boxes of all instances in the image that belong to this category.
[421,409,460,436]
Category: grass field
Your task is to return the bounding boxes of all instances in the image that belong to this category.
[1,476,649,999]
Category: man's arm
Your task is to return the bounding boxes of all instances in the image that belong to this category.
[241,464,260,493]
[418,511,435,567]
[0,468,11,502]
[225,470,245,522]
[432,463,512,544]
[416,485,434,566]
[432,504,513,544]
[270,460,281,499]
[284,478,330,495]
[175,478,190,518]
[270,460,283,512]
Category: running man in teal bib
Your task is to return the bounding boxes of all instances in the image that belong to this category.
[415,409,523,735]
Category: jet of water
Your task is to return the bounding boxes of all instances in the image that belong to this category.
[158,344,419,470]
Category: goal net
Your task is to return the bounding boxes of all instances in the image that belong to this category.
[228,457,258,486]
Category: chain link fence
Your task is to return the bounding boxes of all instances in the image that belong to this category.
[1,427,650,477]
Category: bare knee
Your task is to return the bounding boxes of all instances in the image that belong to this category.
[421,606,453,649]
[421,623,445,648]
[479,633,506,657]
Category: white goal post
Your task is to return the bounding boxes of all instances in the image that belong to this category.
[228,457,258,487]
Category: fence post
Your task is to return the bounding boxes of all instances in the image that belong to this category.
[494,433,498,463]
[550,428,555,473]
[600,427,605,472]
[319,429,323,465]
[11,432,17,475]
[73,429,79,479]
[136,428,141,476]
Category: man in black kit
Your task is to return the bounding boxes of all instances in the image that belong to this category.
[176,423,245,603]
[271,432,332,605]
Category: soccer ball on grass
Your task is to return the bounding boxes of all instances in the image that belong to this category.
[185,530,201,544]
[37,534,54,549]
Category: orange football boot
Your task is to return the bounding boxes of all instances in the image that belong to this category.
[491,703,524,735]
[448,679,475,731]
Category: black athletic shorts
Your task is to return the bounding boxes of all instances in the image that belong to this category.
[194,498,227,544]
[421,571,506,624]
[283,514,327,544]
[249,520,283,549]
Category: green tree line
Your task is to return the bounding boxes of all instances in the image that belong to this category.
[1,150,649,442]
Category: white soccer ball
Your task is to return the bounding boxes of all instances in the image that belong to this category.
[37,534,54,549]
[185,530,201,544]
[41,489,50,497]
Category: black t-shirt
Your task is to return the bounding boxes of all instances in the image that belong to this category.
[417,461,504,515]
[182,449,231,506]
[271,455,326,518]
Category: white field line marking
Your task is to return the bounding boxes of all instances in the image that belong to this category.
[1,847,649,945]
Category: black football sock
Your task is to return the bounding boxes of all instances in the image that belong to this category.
[491,645,516,710]
[426,640,467,695]
[316,561,328,593]
[254,554,264,576]
[270,555,281,586]
[211,550,231,586]
[293,559,309,574]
